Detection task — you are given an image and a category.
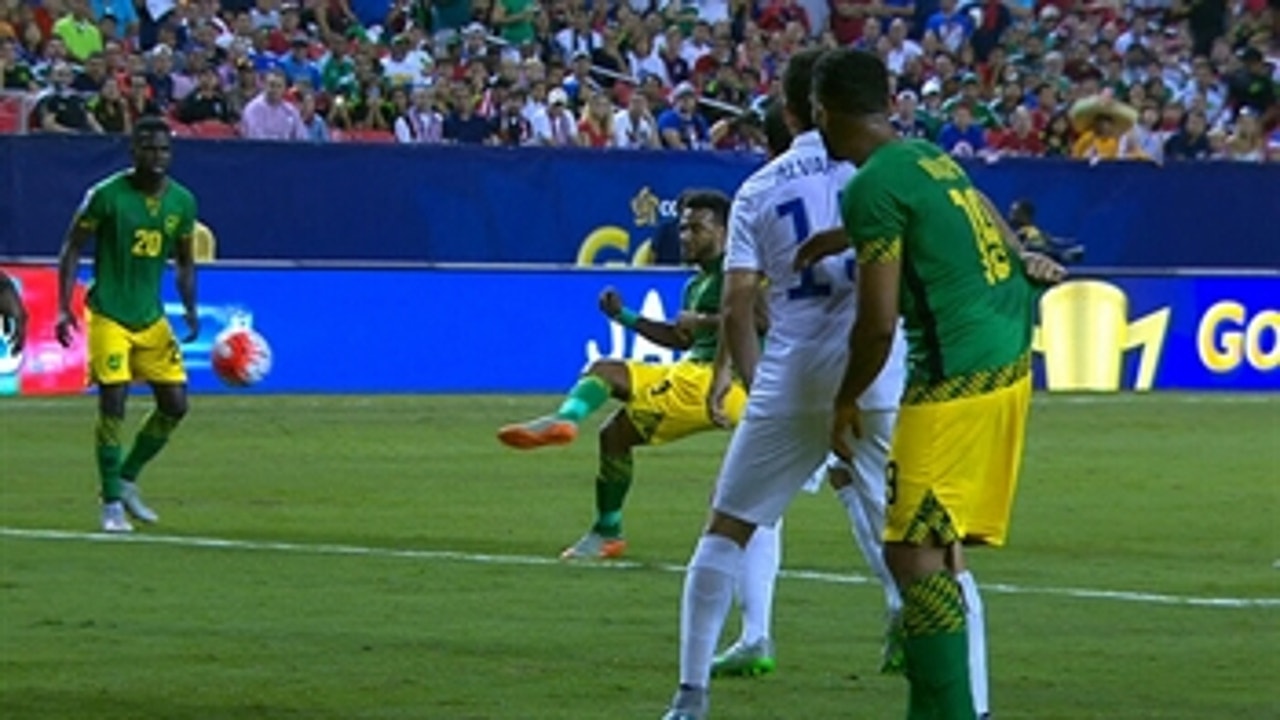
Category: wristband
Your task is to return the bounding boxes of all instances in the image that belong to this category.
[616,307,640,329]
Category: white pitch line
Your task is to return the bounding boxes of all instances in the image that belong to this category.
[2,526,1277,610]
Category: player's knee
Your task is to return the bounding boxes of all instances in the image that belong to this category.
[598,412,640,453]
[97,385,127,418]
[157,392,189,420]
[585,360,628,397]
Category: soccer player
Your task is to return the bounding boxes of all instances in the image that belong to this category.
[496,190,751,560]
[810,49,1064,720]
[708,94,906,680]
[0,270,27,354]
[56,116,200,534]
[660,49,908,719]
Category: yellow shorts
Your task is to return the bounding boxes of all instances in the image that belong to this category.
[625,360,747,445]
[885,375,1032,548]
[89,314,187,386]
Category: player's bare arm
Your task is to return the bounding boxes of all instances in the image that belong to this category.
[598,286,694,350]
[721,270,762,388]
[55,223,94,348]
[792,228,849,270]
[174,230,199,342]
[978,191,1067,285]
[832,258,901,460]
[0,270,27,354]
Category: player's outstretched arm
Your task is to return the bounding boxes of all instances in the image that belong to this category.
[55,222,93,348]
[0,270,27,354]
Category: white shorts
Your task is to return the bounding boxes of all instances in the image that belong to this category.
[712,409,898,527]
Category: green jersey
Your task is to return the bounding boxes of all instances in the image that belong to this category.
[841,139,1034,404]
[680,257,724,363]
[74,171,197,330]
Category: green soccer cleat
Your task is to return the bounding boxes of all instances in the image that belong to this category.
[711,638,776,678]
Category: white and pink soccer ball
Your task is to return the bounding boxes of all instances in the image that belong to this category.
[211,326,272,387]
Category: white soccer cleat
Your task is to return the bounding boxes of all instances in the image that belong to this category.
[120,481,159,524]
[660,686,708,720]
[100,501,134,534]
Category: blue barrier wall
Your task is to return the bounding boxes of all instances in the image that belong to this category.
[1,265,1275,395]
[2,135,1278,268]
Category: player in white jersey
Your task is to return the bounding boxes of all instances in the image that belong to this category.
[660,49,907,720]
[707,97,906,681]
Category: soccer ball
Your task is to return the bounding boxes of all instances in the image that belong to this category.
[211,327,272,387]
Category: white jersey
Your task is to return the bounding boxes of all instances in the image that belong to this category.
[724,130,906,416]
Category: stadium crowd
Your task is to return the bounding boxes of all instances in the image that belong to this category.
[0,0,1277,160]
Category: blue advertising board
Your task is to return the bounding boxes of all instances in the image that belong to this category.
[0,266,1275,396]
[2,135,1279,269]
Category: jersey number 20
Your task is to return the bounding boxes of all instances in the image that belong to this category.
[132,229,164,258]
[948,188,1011,285]
[776,198,853,300]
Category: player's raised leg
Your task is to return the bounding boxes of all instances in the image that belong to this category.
[712,519,779,678]
[560,406,645,559]
[497,359,630,450]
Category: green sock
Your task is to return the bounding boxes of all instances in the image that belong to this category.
[555,375,611,423]
[95,415,124,503]
[591,453,632,537]
[121,410,182,482]
[901,570,975,720]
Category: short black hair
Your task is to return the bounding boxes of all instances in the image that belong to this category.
[812,49,890,117]
[132,115,171,140]
[782,48,825,132]
[679,189,732,228]
[763,98,792,157]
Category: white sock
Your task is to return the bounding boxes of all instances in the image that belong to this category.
[679,533,743,688]
[836,484,902,615]
[957,570,989,716]
[736,519,781,645]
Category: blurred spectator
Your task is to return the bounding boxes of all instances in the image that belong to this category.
[925,0,974,54]
[1164,108,1213,160]
[937,103,987,157]
[1129,102,1167,162]
[531,86,579,146]
[1,38,38,91]
[578,90,615,148]
[241,68,307,139]
[1229,47,1278,126]
[146,45,177,111]
[395,84,444,143]
[54,0,103,63]
[1226,108,1267,161]
[1042,111,1074,157]
[177,66,234,124]
[381,33,431,87]
[891,89,931,139]
[70,50,108,92]
[37,61,102,132]
[279,33,322,88]
[990,106,1045,156]
[1069,93,1146,160]
[556,8,600,60]
[613,91,661,149]
[658,81,709,149]
[444,84,494,144]
[298,90,329,141]
[91,0,139,39]
[494,88,533,145]
[492,0,537,46]
[885,18,923,75]
[125,72,161,121]
[89,77,130,133]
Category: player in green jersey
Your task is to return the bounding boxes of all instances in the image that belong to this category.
[496,190,751,561]
[807,50,1065,720]
[0,270,27,354]
[56,116,200,534]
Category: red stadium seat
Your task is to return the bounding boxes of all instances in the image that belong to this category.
[0,94,26,134]
[189,120,238,139]
[167,120,195,137]
[338,128,396,143]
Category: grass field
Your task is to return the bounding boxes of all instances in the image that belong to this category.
[1,393,1277,719]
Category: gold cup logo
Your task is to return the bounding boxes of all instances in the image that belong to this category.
[1033,280,1171,392]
